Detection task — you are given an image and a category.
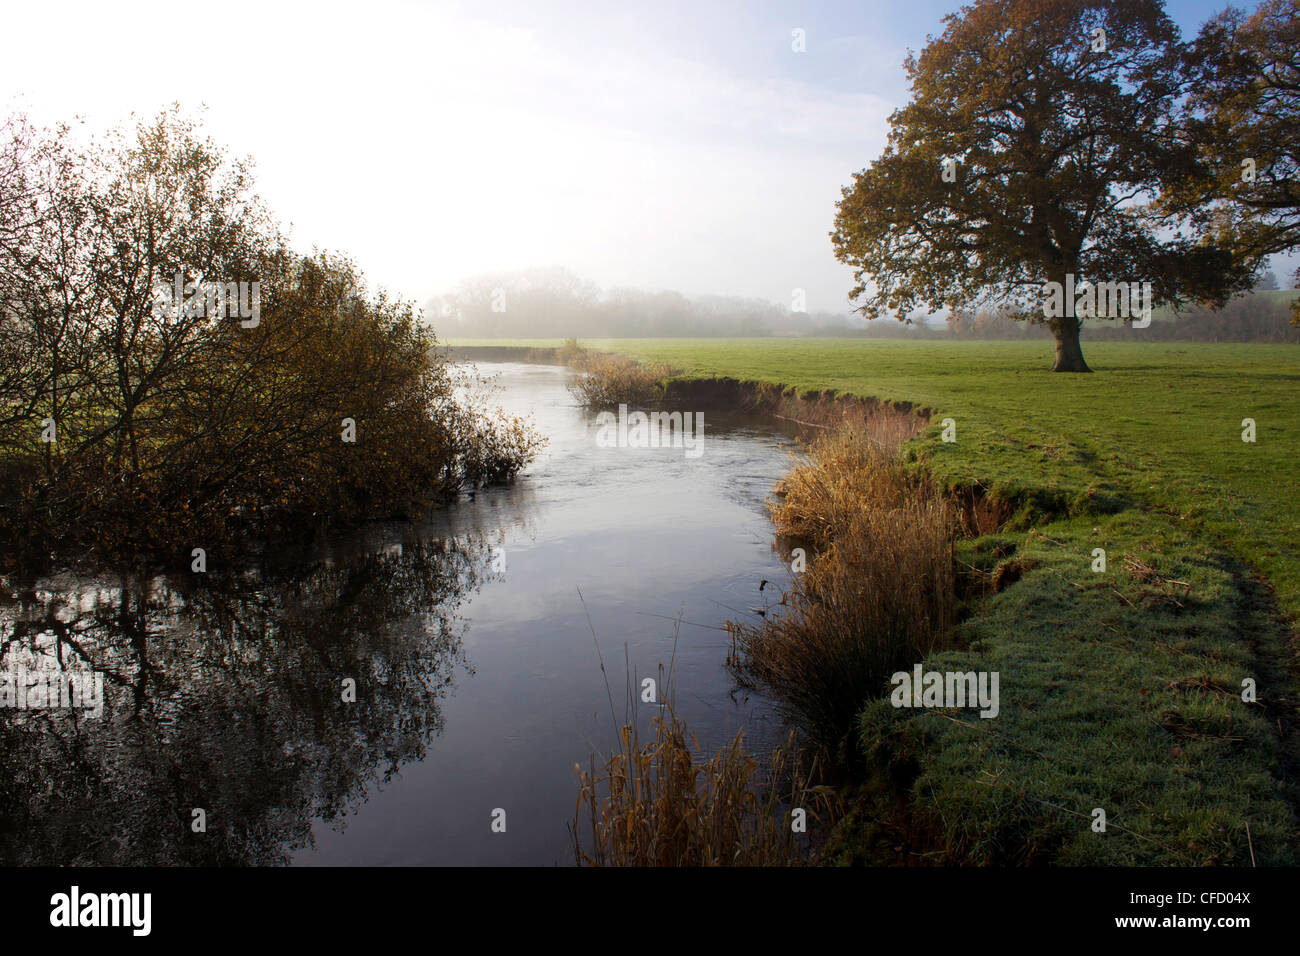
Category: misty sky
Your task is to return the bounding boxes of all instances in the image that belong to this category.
[3,0,1287,316]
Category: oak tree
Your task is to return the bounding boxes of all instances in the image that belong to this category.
[831,0,1246,372]
[1165,0,1300,320]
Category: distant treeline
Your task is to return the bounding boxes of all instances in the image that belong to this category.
[428,269,1299,343]
[425,268,853,338]
[940,290,1300,343]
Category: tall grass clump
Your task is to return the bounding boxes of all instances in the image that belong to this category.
[525,336,589,366]
[567,353,671,408]
[729,424,959,755]
[570,708,834,866]
[555,336,589,367]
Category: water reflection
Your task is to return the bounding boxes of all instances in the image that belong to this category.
[0,531,493,865]
[1,363,804,866]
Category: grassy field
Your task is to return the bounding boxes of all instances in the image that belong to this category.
[453,336,1300,864]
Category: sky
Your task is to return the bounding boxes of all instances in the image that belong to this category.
[1,0,1288,316]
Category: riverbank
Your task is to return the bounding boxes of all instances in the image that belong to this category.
[459,337,1300,865]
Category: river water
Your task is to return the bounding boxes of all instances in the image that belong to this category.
[0,362,804,865]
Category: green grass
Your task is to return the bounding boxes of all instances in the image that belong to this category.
[462,335,1300,864]
[846,508,1298,865]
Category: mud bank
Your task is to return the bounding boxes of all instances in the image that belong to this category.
[442,345,562,363]
[660,376,930,429]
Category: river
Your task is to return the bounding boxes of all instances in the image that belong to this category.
[0,362,804,865]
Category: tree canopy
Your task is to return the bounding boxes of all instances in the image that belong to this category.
[0,109,542,567]
[1165,0,1300,318]
[831,0,1273,371]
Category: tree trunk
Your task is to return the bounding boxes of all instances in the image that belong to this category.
[1049,318,1091,373]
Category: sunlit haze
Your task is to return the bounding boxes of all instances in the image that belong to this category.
[2,0,1286,314]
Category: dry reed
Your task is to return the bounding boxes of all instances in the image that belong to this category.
[570,709,835,866]
[730,423,959,752]
[570,610,837,866]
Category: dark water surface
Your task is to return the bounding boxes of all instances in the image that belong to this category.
[0,363,803,865]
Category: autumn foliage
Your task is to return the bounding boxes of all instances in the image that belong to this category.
[0,110,542,567]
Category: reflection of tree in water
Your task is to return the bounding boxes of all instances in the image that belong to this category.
[0,531,492,865]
